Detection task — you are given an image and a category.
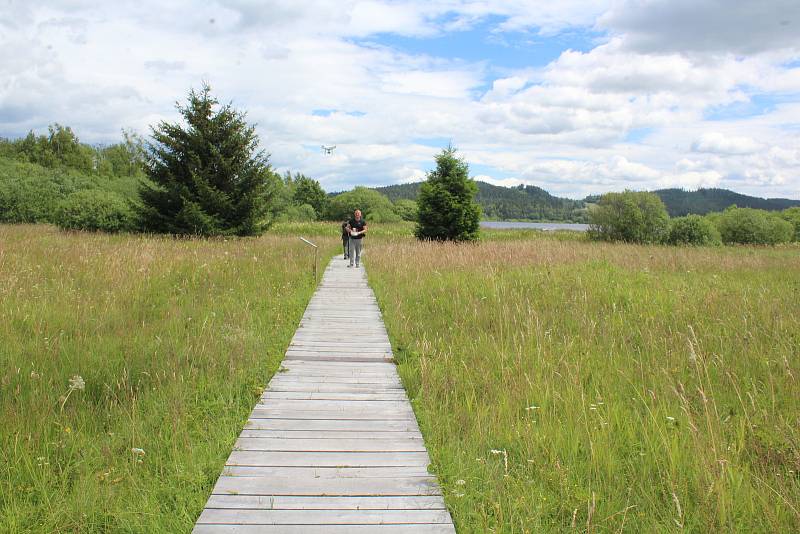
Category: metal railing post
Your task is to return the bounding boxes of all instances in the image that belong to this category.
[299,237,319,284]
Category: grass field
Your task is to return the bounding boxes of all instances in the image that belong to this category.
[0,224,337,532]
[3,222,798,532]
[367,233,800,533]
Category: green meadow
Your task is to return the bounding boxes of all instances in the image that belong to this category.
[0,224,337,532]
[367,231,800,533]
[1,222,798,533]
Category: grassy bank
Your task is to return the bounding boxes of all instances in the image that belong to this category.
[367,236,800,533]
[0,224,337,532]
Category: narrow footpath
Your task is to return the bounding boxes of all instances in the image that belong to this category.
[194,256,456,533]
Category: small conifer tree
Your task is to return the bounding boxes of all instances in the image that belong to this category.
[415,146,481,241]
[138,84,277,236]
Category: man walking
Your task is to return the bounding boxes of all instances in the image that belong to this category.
[347,209,367,268]
[341,220,350,260]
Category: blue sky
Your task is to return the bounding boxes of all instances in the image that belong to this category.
[1,1,799,199]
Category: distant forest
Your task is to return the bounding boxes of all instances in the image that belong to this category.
[652,188,800,216]
[379,182,800,222]
[375,181,589,222]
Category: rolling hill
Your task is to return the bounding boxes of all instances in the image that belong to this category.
[376,181,799,222]
[374,181,589,222]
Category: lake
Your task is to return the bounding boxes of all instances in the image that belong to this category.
[481,221,590,232]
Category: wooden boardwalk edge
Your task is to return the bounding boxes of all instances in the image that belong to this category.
[194,256,456,533]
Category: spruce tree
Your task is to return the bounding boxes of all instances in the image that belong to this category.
[415,146,481,241]
[138,84,277,236]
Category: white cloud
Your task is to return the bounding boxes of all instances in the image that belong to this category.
[600,0,800,55]
[691,132,763,155]
[0,0,798,201]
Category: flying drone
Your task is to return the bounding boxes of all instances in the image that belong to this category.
[321,145,336,155]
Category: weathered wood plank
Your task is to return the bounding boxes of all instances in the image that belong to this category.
[237,430,422,439]
[202,495,446,510]
[211,475,441,496]
[194,525,456,533]
[220,466,431,478]
[197,508,453,525]
[243,419,420,432]
[234,437,427,452]
[225,451,431,467]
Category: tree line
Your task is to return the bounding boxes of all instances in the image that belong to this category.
[0,85,478,239]
[588,190,800,246]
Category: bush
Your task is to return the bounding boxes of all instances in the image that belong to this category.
[715,207,793,245]
[666,215,721,246]
[780,207,800,242]
[325,187,399,221]
[274,203,318,223]
[55,190,134,232]
[588,190,669,244]
[393,199,418,222]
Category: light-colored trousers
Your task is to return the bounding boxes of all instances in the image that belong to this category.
[349,239,363,265]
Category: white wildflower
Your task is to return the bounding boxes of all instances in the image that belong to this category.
[68,375,85,391]
[131,447,145,456]
[525,405,539,411]
[456,479,466,486]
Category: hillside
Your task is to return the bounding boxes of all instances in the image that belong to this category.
[376,180,800,222]
[374,181,589,222]
[652,188,800,216]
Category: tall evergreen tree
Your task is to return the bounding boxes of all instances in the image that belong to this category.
[138,84,277,236]
[415,146,481,241]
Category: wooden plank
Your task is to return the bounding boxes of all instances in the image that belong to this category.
[225,451,430,467]
[194,526,456,534]
[203,495,446,510]
[221,466,430,478]
[254,399,412,408]
[237,430,422,439]
[211,476,441,496]
[197,508,453,525]
[261,392,408,401]
[234,437,427,452]
[192,523,455,534]
[243,419,419,432]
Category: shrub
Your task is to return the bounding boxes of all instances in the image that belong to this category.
[274,203,318,222]
[393,199,418,222]
[55,190,134,232]
[415,146,481,241]
[780,207,800,242]
[325,186,399,221]
[715,207,793,245]
[666,215,721,246]
[588,190,669,244]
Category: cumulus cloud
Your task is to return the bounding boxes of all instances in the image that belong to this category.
[600,0,800,55]
[0,0,798,199]
[691,132,763,155]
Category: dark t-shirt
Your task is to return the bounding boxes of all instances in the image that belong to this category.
[348,217,366,239]
[341,222,349,239]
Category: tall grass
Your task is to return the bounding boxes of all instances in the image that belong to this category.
[367,237,800,533]
[0,225,337,532]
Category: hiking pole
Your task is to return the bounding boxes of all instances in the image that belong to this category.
[299,237,318,284]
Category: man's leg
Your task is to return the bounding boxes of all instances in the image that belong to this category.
[349,239,356,266]
[343,238,349,259]
[353,239,362,267]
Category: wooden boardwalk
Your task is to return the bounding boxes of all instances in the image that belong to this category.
[194,256,456,533]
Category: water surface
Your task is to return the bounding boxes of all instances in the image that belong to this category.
[481,221,589,232]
